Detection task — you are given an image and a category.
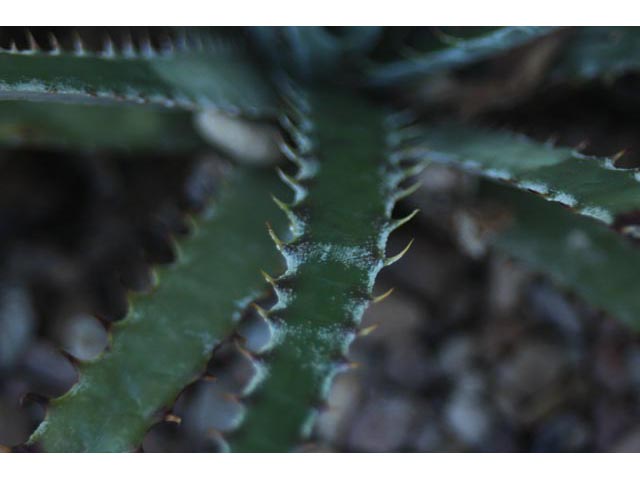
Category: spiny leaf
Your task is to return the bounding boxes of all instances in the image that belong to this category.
[366,26,559,87]
[227,88,417,452]
[552,27,640,81]
[0,29,276,116]
[0,101,204,152]
[396,122,640,232]
[480,181,640,330]
[250,27,382,80]
[30,167,287,452]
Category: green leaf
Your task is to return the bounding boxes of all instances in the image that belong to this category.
[0,101,205,152]
[228,88,417,452]
[30,167,288,452]
[552,27,640,81]
[480,181,640,330]
[0,31,276,116]
[367,27,558,87]
[249,27,382,80]
[397,122,640,231]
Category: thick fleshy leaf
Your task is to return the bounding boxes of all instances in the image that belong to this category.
[552,27,640,81]
[30,167,287,452]
[367,26,559,87]
[0,101,204,152]
[480,181,640,330]
[228,87,418,452]
[0,30,276,116]
[396,122,640,233]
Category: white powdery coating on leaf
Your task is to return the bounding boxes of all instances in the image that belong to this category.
[549,191,578,207]
[304,243,374,270]
[485,168,512,181]
[580,206,613,225]
[519,180,549,195]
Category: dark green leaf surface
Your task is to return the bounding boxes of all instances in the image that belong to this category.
[367,26,558,87]
[0,39,276,115]
[552,27,640,81]
[30,167,287,452]
[229,89,416,452]
[481,181,640,330]
[0,101,205,152]
[398,123,640,230]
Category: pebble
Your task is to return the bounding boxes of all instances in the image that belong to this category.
[0,285,35,370]
[346,393,415,452]
[444,371,494,448]
[194,110,283,166]
[531,413,590,452]
[315,372,361,444]
[55,313,108,361]
[437,335,477,378]
[495,341,570,425]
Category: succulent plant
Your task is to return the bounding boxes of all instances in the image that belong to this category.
[2,26,640,452]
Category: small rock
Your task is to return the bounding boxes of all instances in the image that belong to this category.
[445,371,493,447]
[315,372,361,444]
[437,335,477,378]
[194,110,282,166]
[384,335,438,389]
[178,381,244,437]
[55,313,108,361]
[0,285,35,370]
[347,393,414,452]
[532,413,591,452]
[21,341,78,397]
[495,341,571,425]
[527,282,582,342]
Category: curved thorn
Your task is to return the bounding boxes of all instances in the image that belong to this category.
[140,29,155,58]
[372,287,394,303]
[279,141,298,162]
[271,194,292,214]
[122,30,136,58]
[251,302,270,320]
[48,32,61,54]
[276,167,306,203]
[164,414,182,425]
[394,181,422,202]
[102,33,115,58]
[25,29,39,51]
[384,238,414,266]
[389,209,419,232]
[72,31,85,56]
[260,270,277,287]
[266,222,284,250]
[358,324,379,337]
[613,149,626,163]
[403,161,428,178]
